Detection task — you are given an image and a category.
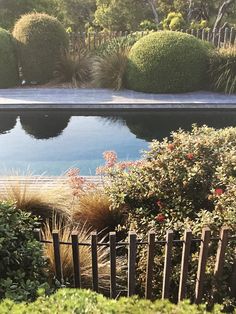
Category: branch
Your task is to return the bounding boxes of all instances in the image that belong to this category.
[213,0,234,30]
[147,0,159,24]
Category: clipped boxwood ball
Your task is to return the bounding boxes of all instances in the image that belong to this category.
[126,31,209,93]
[0,28,19,88]
[13,13,69,84]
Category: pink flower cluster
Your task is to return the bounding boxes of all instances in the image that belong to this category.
[66,168,96,197]
[96,151,144,175]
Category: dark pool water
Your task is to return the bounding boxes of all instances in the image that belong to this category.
[0,110,236,175]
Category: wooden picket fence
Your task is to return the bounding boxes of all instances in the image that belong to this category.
[34,227,236,303]
[69,28,236,52]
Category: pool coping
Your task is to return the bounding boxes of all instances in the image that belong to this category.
[0,88,236,110]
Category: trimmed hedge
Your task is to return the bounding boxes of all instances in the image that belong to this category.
[0,289,223,313]
[13,13,69,84]
[0,28,19,88]
[126,31,210,93]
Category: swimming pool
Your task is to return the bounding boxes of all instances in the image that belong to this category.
[0,110,236,175]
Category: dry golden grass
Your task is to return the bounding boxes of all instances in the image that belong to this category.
[42,219,116,291]
[71,188,124,233]
[0,173,72,221]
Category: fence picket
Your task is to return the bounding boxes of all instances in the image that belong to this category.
[195,228,211,304]
[128,231,137,297]
[109,232,117,299]
[91,232,99,292]
[214,227,229,280]
[52,230,63,282]
[145,231,156,300]
[231,248,236,298]
[71,232,81,288]
[162,230,174,299]
[178,230,192,301]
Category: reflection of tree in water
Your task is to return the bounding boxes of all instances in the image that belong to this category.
[20,113,71,139]
[0,114,17,134]
[112,111,236,142]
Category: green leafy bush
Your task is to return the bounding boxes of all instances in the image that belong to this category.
[126,31,210,93]
[0,202,49,301]
[0,28,19,88]
[103,126,236,305]
[162,12,185,31]
[0,289,223,313]
[209,47,236,94]
[13,13,69,84]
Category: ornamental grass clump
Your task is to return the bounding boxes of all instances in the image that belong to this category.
[54,49,92,86]
[92,47,130,90]
[42,220,124,292]
[126,31,210,93]
[0,28,19,88]
[13,13,69,84]
[209,47,236,94]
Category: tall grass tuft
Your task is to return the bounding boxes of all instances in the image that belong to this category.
[209,47,236,95]
[71,188,124,233]
[0,173,72,221]
[54,49,92,86]
[42,219,119,291]
[92,47,130,90]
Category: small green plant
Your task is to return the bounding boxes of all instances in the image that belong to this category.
[0,28,19,88]
[13,13,69,84]
[139,20,158,31]
[0,202,49,301]
[54,49,92,86]
[209,47,236,94]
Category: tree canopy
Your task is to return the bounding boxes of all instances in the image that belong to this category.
[0,0,235,31]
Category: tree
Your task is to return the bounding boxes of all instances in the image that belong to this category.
[0,0,55,30]
[94,0,153,31]
[213,0,235,30]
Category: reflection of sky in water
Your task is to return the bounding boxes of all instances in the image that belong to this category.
[0,115,148,175]
[0,111,236,175]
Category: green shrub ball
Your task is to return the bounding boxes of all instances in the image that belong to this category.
[0,28,19,88]
[13,13,69,84]
[126,31,210,93]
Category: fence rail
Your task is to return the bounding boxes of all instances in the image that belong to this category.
[34,227,236,303]
[69,28,236,52]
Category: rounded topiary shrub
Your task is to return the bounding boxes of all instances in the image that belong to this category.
[126,31,209,93]
[0,28,19,88]
[13,13,69,84]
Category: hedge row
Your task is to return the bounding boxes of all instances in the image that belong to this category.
[0,289,224,314]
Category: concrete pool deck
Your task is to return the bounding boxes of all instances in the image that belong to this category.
[0,88,236,110]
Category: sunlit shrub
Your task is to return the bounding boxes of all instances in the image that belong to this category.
[126,31,210,93]
[13,13,69,84]
[102,126,236,305]
[0,28,19,88]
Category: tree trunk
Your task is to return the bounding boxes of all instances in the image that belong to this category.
[187,0,194,21]
[147,0,159,24]
[213,0,234,30]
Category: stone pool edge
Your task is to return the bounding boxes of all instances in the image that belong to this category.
[0,88,236,110]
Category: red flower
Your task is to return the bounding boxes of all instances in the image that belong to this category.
[186,153,194,160]
[215,188,224,196]
[155,213,166,223]
[168,144,175,151]
[156,200,164,209]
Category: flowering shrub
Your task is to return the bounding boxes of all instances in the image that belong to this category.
[102,126,236,306]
